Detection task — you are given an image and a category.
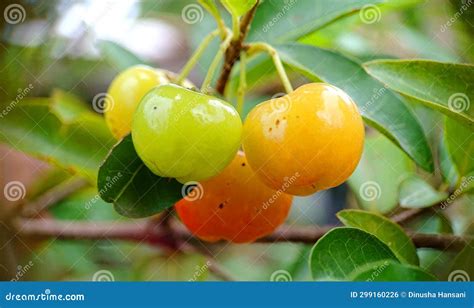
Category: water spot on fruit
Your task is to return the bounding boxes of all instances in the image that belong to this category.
[218,203,224,209]
[268,127,272,132]
[153,106,157,110]
[311,184,316,189]
[275,119,280,126]
[241,163,246,167]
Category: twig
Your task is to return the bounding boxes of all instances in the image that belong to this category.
[22,178,88,217]
[15,218,470,251]
[179,242,236,281]
[390,208,425,224]
[215,2,258,95]
[407,231,467,251]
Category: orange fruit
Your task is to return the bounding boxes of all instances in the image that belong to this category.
[175,151,292,243]
[242,83,364,196]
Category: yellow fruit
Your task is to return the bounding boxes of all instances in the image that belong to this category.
[242,83,364,196]
[105,65,193,139]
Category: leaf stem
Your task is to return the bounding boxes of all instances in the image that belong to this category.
[237,51,247,114]
[201,29,233,93]
[246,42,293,93]
[198,0,227,39]
[176,29,220,84]
[231,14,240,40]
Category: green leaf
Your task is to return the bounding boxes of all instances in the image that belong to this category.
[337,210,418,265]
[98,135,183,218]
[275,43,433,171]
[50,187,123,221]
[399,175,448,208]
[445,117,474,183]
[348,134,415,213]
[99,40,146,71]
[247,0,384,43]
[198,0,221,17]
[448,240,474,281]
[0,94,114,182]
[50,89,91,121]
[350,260,436,281]
[364,60,474,127]
[405,210,453,235]
[220,0,256,17]
[309,227,399,281]
[439,135,459,187]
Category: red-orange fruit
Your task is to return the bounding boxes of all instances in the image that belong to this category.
[175,151,293,243]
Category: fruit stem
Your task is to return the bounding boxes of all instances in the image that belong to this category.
[231,14,240,40]
[198,0,227,40]
[176,29,220,84]
[237,51,247,114]
[201,29,233,93]
[246,42,294,93]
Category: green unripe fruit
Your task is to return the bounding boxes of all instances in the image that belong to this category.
[131,84,242,183]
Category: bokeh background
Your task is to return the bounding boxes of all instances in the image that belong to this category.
[0,0,472,281]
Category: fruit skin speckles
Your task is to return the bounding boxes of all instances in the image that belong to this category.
[242,83,365,196]
[105,65,193,139]
[131,84,242,184]
[175,151,292,243]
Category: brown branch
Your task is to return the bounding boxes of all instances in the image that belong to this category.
[179,242,236,281]
[15,218,470,251]
[390,208,425,224]
[215,2,258,95]
[22,178,88,217]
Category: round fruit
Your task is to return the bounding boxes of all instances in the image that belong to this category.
[132,84,242,184]
[105,65,193,139]
[175,151,292,243]
[242,83,364,196]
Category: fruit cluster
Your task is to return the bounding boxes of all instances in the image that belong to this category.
[105,65,365,243]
